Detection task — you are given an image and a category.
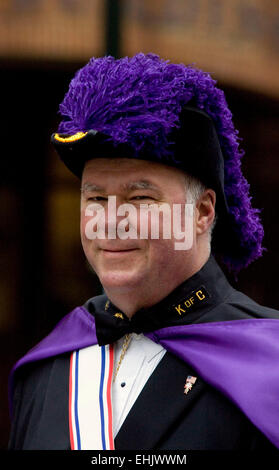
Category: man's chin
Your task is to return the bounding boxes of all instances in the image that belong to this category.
[99,271,145,293]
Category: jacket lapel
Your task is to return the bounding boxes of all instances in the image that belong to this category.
[114,351,206,450]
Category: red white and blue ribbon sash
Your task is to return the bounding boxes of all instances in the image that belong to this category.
[69,344,114,450]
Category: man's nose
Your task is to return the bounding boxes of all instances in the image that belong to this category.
[104,196,138,239]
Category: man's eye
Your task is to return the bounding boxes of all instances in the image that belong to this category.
[131,195,154,200]
[87,196,107,201]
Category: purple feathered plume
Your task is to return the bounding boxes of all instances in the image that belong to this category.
[57,53,264,272]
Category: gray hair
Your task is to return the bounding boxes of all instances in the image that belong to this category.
[184,173,217,242]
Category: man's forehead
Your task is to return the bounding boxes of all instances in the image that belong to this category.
[83,157,155,172]
[82,157,186,181]
[81,179,160,193]
[80,158,188,196]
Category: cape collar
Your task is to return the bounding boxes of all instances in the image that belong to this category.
[85,255,233,345]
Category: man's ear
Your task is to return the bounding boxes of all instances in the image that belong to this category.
[195,189,216,236]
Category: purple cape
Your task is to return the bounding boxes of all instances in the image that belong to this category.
[9,306,279,449]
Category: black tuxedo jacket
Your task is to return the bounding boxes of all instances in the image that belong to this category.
[8,349,276,450]
[8,257,279,450]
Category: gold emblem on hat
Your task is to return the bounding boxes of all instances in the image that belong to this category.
[54,131,88,143]
[184,376,197,394]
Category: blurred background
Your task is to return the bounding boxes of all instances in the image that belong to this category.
[1,0,279,449]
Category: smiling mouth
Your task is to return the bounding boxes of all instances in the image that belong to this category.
[101,248,139,255]
[103,248,138,252]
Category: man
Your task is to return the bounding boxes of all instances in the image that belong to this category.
[8,53,279,450]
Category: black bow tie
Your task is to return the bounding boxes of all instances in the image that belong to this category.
[93,305,159,345]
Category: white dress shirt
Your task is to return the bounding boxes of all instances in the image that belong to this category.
[112,333,166,437]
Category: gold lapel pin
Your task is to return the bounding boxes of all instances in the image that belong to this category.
[184,376,197,394]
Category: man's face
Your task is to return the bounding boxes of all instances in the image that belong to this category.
[80,158,199,304]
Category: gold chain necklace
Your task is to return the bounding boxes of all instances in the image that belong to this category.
[113,334,132,383]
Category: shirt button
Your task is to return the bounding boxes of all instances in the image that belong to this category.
[121,382,126,388]
[133,333,142,340]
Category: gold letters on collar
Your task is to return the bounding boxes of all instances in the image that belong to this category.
[173,286,210,316]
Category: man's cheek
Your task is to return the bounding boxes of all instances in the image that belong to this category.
[80,214,90,244]
[80,204,106,240]
[80,214,86,236]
